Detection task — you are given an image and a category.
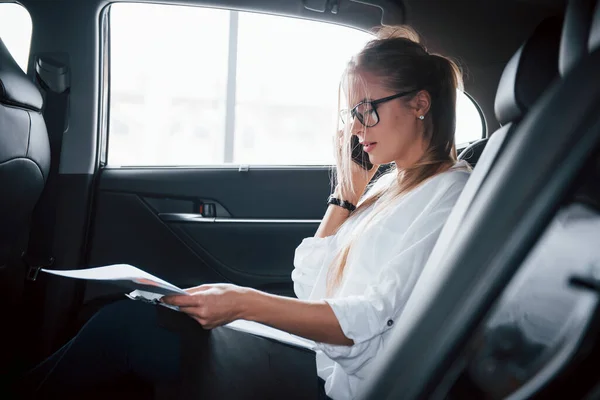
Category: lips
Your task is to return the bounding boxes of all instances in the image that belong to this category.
[360,141,377,153]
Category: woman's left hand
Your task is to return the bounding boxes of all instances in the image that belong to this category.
[161,284,251,329]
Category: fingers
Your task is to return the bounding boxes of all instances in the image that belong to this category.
[162,294,201,307]
[180,306,216,329]
[184,284,212,294]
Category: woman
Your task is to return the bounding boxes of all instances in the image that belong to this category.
[19,26,470,400]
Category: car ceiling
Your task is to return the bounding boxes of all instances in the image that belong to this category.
[403,0,565,129]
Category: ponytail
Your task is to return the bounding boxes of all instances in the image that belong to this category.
[426,54,463,156]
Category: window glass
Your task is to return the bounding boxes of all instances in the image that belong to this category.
[109,4,229,166]
[234,12,369,165]
[107,3,485,166]
[0,3,32,73]
[456,92,485,147]
[108,3,370,166]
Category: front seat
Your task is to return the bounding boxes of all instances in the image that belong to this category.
[0,38,50,268]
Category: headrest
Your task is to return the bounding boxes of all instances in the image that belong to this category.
[559,0,598,76]
[590,0,600,52]
[0,38,43,111]
[495,17,562,125]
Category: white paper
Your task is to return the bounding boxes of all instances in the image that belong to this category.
[42,265,314,350]
[41,264,188,296]
[123,292,315,349]
[224,320,315,350]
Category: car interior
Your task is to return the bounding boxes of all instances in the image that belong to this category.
[0,0,599,399]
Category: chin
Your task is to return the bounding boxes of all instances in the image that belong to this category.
[369,154,393,165]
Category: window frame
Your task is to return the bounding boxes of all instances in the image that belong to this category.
[100,3,377,170]
[99,2,487,169]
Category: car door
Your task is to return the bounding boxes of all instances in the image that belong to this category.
[83,2,386,303]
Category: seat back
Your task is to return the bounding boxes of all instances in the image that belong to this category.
[452,156,600,399]
[0,39,50,267]
[560,0,600,211]
[458,17,562,168]
[559,0,598,76]
[451,4,600,393]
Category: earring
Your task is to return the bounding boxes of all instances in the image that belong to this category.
[419,115,425,120]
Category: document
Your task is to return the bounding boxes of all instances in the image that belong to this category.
[42,264,187,296]
[225,320,315,350]
[42,265,315,350]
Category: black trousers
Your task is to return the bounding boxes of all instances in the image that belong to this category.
[16,300,330,399]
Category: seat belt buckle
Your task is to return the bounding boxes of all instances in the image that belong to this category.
[22,254,55,281]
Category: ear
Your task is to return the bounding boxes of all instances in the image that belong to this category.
[413,90,431,119]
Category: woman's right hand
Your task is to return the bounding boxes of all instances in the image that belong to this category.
[334,130,379,204]
[334,164,378,205]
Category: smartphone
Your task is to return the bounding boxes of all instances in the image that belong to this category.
[351,135,374,170]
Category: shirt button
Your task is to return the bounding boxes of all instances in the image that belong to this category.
[387,319,394,327]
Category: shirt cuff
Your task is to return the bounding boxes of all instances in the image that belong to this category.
[324,295,395,344]
[315,335,382,375]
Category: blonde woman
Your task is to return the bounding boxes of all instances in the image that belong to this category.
[20,27,470,400]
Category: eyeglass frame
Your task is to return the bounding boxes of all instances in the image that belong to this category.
[340,89,418,128]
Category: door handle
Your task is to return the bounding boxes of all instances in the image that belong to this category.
[198,202,216,218]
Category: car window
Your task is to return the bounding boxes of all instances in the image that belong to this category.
[107,3,485,167]
[107,3,371,167]
[456,92,485,147]
[0,3,32,73]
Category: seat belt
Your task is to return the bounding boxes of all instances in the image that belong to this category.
[21,55,71,363]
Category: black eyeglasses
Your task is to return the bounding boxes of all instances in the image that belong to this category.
[340,90,417,128]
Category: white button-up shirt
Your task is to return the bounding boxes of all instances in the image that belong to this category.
[292,161,470,400]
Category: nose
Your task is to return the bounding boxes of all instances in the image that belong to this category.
[350,115,363,136]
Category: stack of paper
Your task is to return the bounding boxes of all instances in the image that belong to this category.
[42,264,187,296]
[42,265,315,350]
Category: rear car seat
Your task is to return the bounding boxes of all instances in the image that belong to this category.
[0,37,50,377]
[458,18,562,168]
[0,39,49,269]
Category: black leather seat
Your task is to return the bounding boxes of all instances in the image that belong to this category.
[449,3,600,397]
[0,38,50,268]
[563,0,600,211]
[559,0,599,77]
[0,37,50,379]
[458,17,562,168]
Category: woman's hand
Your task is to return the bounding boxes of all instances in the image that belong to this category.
[162,284,252,329]
[334,160,379,205]
[335,131,379,204]
[165,284,352,345]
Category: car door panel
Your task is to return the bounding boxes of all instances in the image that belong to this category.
[85,168,330,301]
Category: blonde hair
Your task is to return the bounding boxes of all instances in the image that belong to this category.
[327,25,466,293]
